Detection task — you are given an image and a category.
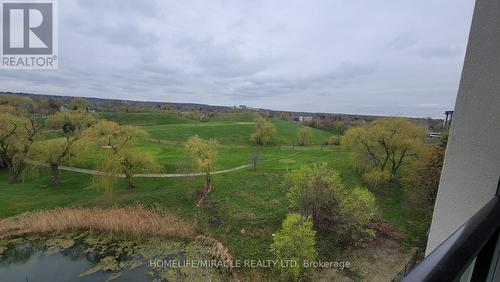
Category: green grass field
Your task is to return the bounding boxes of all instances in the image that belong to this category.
[0,111,429,270]
[97,111,193,126]
[143,118,331,145]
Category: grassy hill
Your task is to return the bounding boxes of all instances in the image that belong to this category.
[144,118,332,145]
[97,111,193,126]
[206,111,256,122]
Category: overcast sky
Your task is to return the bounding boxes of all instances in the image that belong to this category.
[0,0,475,117]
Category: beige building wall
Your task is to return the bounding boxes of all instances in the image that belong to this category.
[426,0,500,254]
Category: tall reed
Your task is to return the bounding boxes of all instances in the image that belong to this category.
[0,205,194,240]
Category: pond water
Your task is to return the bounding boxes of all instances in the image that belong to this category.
[0,233,224,282]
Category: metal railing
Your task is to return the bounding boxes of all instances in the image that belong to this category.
[402,192,500,282]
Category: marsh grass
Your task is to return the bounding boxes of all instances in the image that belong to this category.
[196,235,240,281]
[0,205,194,240]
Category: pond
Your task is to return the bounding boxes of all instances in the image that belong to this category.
[0,232,225,282]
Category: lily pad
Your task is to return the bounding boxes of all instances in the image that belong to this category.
[104,272,122,282]
[80,256,120,277]
[44,238,75,255]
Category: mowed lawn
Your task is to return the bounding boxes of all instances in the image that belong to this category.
[97,111,194,126]
[143,119,331,145]
[0,111,429,263]
[62,116,333,171]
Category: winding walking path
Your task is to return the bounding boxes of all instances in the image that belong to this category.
[29,151,303,178]
[32,162,252,178]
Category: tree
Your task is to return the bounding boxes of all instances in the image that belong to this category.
[85,120,152,190]
[326,135,340,146]
[183,109,204,121]
[69,97,89,112]
[333,121,347,135]
[296,127,311,146]
[279,112,292,121]
[403,135,447,214]
[99,148,157,190]
[39,111,95,185]
[287,163,343,230]
[0,94,36,113]
[0,96,41,183]
[251,148,261,171]
[250,116,276,146]
[343,118,425,182]
[270,213,317,281]
[308,117,324,129]
[185,135,217,206]
[287,164,377,245]
[337,187,377,244]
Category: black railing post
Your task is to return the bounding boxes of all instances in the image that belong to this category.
[402,193,500,282]
[471,229,499,281]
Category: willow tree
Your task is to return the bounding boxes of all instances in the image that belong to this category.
[98,148,157,190]
[39,111,95,185]
[250,116,276,146]
[297,127,311,146]
[185,135,217,207]
[343,117,425,182]
[0,97,41,183]
[85,120,155,190]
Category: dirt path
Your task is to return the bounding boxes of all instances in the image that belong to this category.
[312,236,412,282]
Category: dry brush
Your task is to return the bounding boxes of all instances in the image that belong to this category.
[0,205,195,240]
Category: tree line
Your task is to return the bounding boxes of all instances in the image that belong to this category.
[0,95,219,198]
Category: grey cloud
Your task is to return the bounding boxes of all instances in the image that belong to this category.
[389,32,419,50]
[189,39,267,78]
[76,0,159,17]
[77,24,158,49]
[230,61,377,98]
[332,62,377,80]
[418,46,462,59]
[0,0,476,118]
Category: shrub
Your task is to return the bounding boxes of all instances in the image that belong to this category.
[362,170,391,187]
[327,135,340,146]
[337,187,377,244]
[287,164,343,230]
[287,164,377,246]
[322,136,340,146]
[270,213,317,281]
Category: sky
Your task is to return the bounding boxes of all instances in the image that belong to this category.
[0,0,476,118]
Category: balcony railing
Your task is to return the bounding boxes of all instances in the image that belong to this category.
[402,185,500,282]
